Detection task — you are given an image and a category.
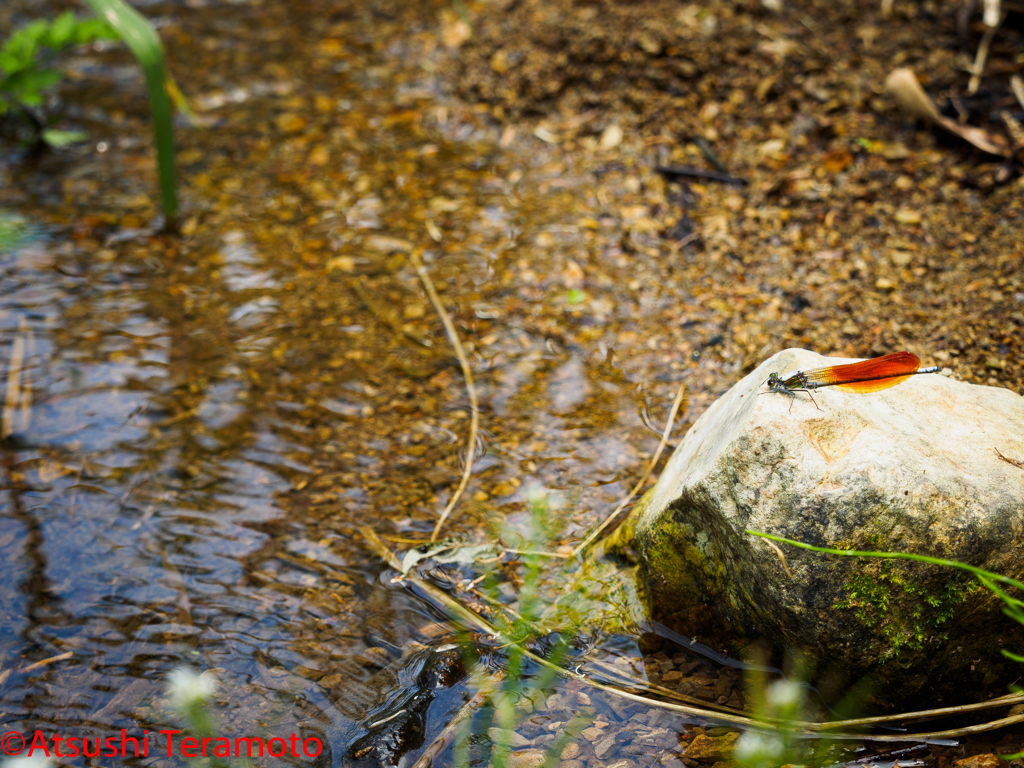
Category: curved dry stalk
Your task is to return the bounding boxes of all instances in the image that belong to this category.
[761,538,793,578]
[571,380,687,559]
[361,527,1024,742]
[409,252,480,542]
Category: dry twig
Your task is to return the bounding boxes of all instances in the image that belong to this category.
[1012,76,1024,112]
[410,251,480,542]
[968,10,1004,95]
[18,651,73,674]
[0,651,74,686]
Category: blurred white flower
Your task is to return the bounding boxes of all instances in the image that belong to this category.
[766,678,803,710]
[735,730,786,764]
[524,484,548,507]
[167,667,217,714]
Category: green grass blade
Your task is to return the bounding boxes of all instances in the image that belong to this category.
[746,530,1024,594]
[81,0,178,230]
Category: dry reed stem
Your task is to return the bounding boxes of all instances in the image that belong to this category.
[410,252,480,542]
[571,380,687,558]
[968,13,1003,95]
[1012,76,1024,112]
[584,657,747,716]
[17,326,32,433]
[362,526,1024,740]
[0,651,74,686]
[18,651,73,674]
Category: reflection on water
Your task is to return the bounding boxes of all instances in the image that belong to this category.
[0,0,712,765]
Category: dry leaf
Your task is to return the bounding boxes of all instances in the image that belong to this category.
[884,68,1010,157]
[822,150,852,173]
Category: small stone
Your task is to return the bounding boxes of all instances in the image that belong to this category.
[693,686,716,702]
[489,728,531,749]
[954,755,1001,768]
[601,124,624,150]
[507,750,546,768]
[890,250,913,267]
[275,113,306,133]
[878,142,910,160]
[594,734,617,758]
[662,670,683,682]
[685,732,739,761]
[429,196,461,213]
[581,727,603,740]
[713,674,732,699]
[326,256,355,273]
[442,17,471,48]
[561,743,580,760]
[875,277,897,290]
[894,208,922,225]
[490,50,510,74]
[365,235,414,253]
[355,647,389,668]
[562,762,584,768]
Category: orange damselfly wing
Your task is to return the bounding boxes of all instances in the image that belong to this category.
[799,352,937,393]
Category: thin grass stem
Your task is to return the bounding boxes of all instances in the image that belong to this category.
[410,252,479,542]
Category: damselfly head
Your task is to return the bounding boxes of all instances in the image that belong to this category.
[764,372,782,388]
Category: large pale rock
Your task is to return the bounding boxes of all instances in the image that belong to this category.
[629,348,1024,709]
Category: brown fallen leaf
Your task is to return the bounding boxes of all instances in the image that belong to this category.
[884,68,1010,157]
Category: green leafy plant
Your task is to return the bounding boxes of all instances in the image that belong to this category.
[0,11,115,142]
[0,12,115,114]
[0,210,30,252]
[1,2,180,230]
